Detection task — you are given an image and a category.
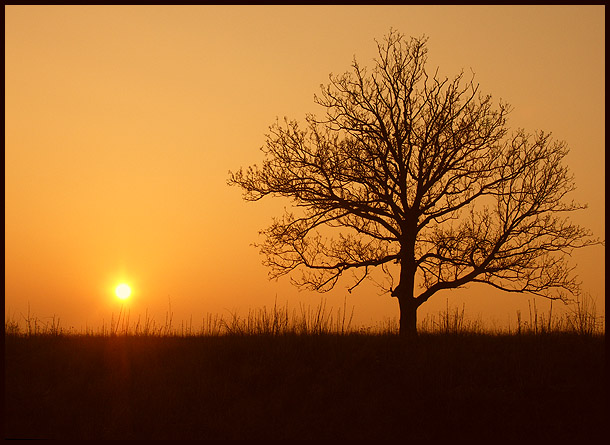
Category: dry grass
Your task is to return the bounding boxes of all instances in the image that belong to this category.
[5,294,606,440]
[5,325,605,440]
[4,294,606,440]
[5,293,604,338]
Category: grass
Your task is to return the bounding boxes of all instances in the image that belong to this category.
[4,296,606,440]
[5,293,604,337]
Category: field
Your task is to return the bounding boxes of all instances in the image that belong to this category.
[4,300,606,440]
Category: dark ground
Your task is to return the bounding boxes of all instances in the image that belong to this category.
[4,333,606,440]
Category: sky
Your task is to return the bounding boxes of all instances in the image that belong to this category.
[5,5,605,332]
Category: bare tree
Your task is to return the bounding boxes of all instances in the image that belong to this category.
[228,30,600,336]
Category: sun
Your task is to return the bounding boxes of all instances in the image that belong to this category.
[115,283,132,300]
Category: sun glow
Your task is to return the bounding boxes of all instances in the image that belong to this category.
[115,283,132,300]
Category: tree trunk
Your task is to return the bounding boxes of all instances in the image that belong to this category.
[396,226,419,336]
[398,295,418,337]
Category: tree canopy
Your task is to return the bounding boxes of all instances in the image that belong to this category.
[229,30,600,335]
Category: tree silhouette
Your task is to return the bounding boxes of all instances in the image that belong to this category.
[229,30,600,336]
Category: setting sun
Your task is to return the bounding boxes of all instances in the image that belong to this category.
[115,283,132,300]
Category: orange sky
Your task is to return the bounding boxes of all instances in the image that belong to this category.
[5,5,605,332]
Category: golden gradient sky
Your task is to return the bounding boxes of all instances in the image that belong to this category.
[5,5,605,331]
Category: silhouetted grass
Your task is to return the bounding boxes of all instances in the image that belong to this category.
[4,297,606,440]
[6,293,604,337]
